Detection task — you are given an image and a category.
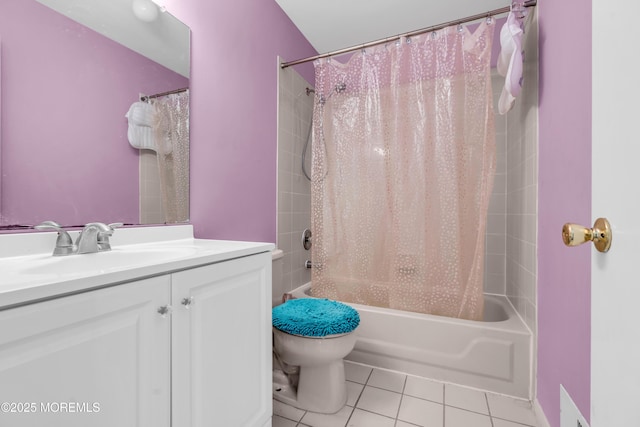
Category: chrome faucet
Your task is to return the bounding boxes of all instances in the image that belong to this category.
[34,221,76,256]
[76,223,113,254]
[35,221,123,256]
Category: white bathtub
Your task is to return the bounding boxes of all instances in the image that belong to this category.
[286,282,532,398]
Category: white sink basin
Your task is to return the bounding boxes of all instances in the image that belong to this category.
[22,245,198,275]
[0,225,274,310]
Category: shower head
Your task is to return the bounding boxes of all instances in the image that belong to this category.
[335,83,347,93]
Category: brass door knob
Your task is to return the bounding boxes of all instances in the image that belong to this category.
[562,218,612,253]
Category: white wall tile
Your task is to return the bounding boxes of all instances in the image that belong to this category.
[292,193,310,213]
[485,273,506,295]
[278,170,292,193]
[488,193,506,215]
[485,234,506,255]
[277,144,294,174]
[277,67,314,294]
[502,34,538,344]
[278,191,292,214]
[492,172,507,194]
[486,213,506,235]
[485,253,506,276]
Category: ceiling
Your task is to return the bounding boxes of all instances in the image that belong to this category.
[36,0,190,77]
[275,0,510,54]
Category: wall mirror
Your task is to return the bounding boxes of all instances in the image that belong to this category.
[0,0,190,231]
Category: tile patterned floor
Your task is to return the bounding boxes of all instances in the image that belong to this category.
[273,361,539,427]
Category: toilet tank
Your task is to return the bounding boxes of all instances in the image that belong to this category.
[272,249,284,307]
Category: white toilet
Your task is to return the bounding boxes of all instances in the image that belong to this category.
[272,325,357,413]
[271,250,359,414]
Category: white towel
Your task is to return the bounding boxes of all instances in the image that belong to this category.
[125,101,157,151]
[497,11,524,115]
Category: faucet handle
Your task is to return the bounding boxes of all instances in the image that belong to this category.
[97,222,124,251]
[83,222,111,231]
[76,223,112,254]
[35,220,62,229]
[34,221,76,256]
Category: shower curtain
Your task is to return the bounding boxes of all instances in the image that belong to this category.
[153,91,190,223]
[311,21,495,321]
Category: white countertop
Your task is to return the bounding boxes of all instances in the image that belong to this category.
[0,225,274,310]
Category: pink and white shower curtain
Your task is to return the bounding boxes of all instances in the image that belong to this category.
[311,21,496,320]
[153,91,190,224]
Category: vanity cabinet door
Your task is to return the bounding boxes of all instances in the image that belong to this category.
[0,276,171,427]
[171,252,272,427]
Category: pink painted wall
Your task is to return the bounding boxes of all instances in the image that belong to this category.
[0,0,187,227]
[537,0,591,425]
[162,0,316,243]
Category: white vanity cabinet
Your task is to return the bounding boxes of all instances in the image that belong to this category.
[171,252,272,427]
[0,275,172,427]
[0,237,273,427]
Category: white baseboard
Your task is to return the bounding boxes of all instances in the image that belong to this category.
[534,398,552,427]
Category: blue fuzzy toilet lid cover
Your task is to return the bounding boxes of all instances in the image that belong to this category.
[272,298,360,337]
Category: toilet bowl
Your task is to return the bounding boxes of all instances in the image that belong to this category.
[272,298,359,414]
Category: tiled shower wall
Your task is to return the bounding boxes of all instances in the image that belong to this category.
[487,12,539,339]
[505,11,539,336]
[485,74,508,296]
[276,64,313,293]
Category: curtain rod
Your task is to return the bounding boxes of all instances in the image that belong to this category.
[140,87,188,102]
[281,0,536,69]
